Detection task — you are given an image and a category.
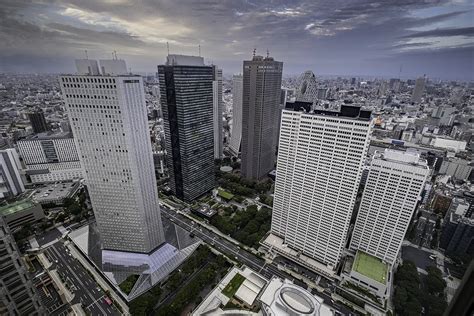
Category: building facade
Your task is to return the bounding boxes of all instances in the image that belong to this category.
[158,55,215,202]
[0,149,24,199]
[411,76,426,103]
[0,217,44,315]
[17,132,83,184]
[229,74,243,156]
[27,109,49,134]
[350,149,430,265]
[212,66,223,159]
[271,105,372,270]
[60,59,164,253]
[241,55,283,180]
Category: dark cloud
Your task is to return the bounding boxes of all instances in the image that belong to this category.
[401,27,474,38]
[0,0,472,80]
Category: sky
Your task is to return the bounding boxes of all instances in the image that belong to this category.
[0,0,473,80]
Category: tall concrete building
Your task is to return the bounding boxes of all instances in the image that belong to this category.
[17,132,83,184]
[269,105,372,275]
[212,66,223,159]
[241,54,283,180]
[27,109,49,134]
[158,55,215,201]
[229,74,243,156]
[0,217,44,315]
[411,76,426,103]
[0,148,24,199]
[350,149,429,265]
[60,59,164,253]
[295,70,318,104]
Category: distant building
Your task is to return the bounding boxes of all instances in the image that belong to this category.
[0,199,44,231]
[0,217,45,315]
[350,149,430,265]
[17,132,83,184]
[440,198,474,257]
[212,66,223,159]
[431,137,467,153]
[269,105,372,274]
[27,109,49,133]
[229,74,243,156]
[158,55,215,201]
[439,157,473,181]
[0,148,25,199]
[295,70,318,104]
[411,76,426,103]
[241,54,283,180]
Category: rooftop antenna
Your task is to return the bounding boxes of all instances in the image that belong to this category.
[84,50,88,59]
[266,49,269,58]
[199,44,201,57]
[114,50,118,60]
[166,42,170,56]
[253,48,256,57]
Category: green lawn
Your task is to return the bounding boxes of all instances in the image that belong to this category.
[222,273,245,298]
[218,189,235,201]
[353,251,388,284]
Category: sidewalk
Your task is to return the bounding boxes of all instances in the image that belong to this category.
[66,242,130,315]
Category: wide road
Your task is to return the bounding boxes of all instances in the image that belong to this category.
[160,206,349,315]
[44,242,119,315]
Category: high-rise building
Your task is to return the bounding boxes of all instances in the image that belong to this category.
[0,148,24,199]
[212,66,223,159]
[241,54,283,180]
[17,132,83,184]
[295,71,318,104]
[158,55,215,201]
[270,105,372,273]
[411,76,426,103]
[60,59,164,253]
[229,74,243,156]
[27,109,49,134]
[350,149,429,265]
[0,217,44,315]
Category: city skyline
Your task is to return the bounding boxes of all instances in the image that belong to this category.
[0,0,473,80]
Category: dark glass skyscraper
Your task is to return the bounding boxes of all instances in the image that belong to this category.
[158,55,215,202]
[27,109,49,134]
[241,54,283,180]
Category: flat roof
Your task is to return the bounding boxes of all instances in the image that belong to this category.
[353,251,388,284]
[0,199,36,216]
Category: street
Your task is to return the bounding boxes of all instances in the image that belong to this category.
[44,242,119,315]
[160,206,350,314]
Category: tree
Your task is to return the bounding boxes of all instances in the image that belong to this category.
[424,266,446,295]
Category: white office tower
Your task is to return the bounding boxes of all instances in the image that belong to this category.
[60,59,164,253]
[0,149,25,199]
[411,76,426,103]
[60,59,199,300]
[268,105,372,276]
[17,132,83,183]
[350,149,429,264]
[213,66,223,159]
[229,74,243,156]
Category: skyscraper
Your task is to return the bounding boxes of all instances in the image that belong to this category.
[212,66,223,159]
[295,70,318,104]
[0,217,44,315]
[271,105,372,273]
[350,149,429,265]
[60,59,164,253]
[0,148,24,199]
[241,54,283,180]
[158,55,215,201]
[28,109,49,134]
[411,76,426,103]
[229,74,243,156]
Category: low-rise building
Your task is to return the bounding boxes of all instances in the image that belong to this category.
[0,199,44,230]
[30,181,81,205]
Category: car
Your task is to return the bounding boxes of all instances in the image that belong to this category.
[104,297,113,305]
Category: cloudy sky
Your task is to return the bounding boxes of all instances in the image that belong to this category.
[0,0,473,80]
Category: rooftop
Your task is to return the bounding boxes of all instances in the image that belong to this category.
[0,199,36,216]
[353,251,388,284]
[20,131,72,141]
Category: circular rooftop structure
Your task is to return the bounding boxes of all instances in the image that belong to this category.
[220,165,233,173]
[279,287,315,314]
